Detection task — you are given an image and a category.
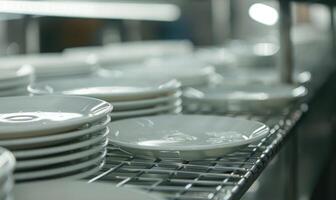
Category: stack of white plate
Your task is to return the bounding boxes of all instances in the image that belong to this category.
[0,65,34,97]
[14,181,165,200]
[0,148,15,200]
[28,76,182,121]
[182,84,308,114]
[0,96,112,182]
[215,67,311,85]
[108,115,269,160]
[64,40,194,67]
[0,53,96,80]
[100,58,216,88]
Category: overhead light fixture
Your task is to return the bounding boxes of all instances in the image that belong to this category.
[0,1,181,21]
[249,3,278,26]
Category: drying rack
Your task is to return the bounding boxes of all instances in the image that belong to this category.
[89,105,305,200]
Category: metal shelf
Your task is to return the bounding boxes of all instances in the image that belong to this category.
[0,0,181,21]
[89,105,305,200]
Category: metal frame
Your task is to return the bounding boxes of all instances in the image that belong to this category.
[279,0,294,84]
[89,105,305,200]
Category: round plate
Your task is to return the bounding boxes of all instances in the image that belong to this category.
[218,67,311,85]
[0,95,112,139]
[110,100,181,119]
[13,180,165,200]
[0,148,15,179]
[13,128,109,159]
[0,116,110,149]
[16,140,107,170]
[112,91,181,111]
[0,53,94,78]
[108,115,269,160]
[29,76,180,102]
[64,161,104,180]
[101,59,214,87]
[183,84,307,113]
[15,151,106,181]
[0,65,33,90]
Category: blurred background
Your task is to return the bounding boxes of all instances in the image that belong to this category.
[0,1,335,200]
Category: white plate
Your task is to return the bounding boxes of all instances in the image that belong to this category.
[0,95,112,139]
[15,151,106,181]
[0,53,95,78]
[0,116,110,149]
[0,65,33,90]
[101,59,215,87]
[29,77,180,101]
[218,67,311,84]
[16,140,108,170]
[13,180,165,200]
[112,91,181,111]
[110,100,182,119]
[65,40,193,66]
[183,84,307,113]
[108,115,269,160]
[64,161,104,180]
[13,128,109,159]
[0,148,15,179]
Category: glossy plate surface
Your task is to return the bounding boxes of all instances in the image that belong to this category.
[13,128,108,159]
[100,59,215,87]
[16,140,107,170]
[110,100,181,119]
[0,116,110,149]
[183,84,307,113]
[0,65,33,89]
[0,96,112,139]
[111,91,181,111]
[15,151,106,181]
[108,115,269,160]
[29,77,180,101]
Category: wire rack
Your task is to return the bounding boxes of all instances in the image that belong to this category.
[89,105,306,200]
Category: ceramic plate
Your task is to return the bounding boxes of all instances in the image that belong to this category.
[183,84,307,113]
[29,76,180,101]
[0,65,33,90]
[0,116,110,149]
[13,128,108,159]
[0,53,94,78]
[112,91,181,111]
[108,115,269,160]
[110,100,182,119]
[16,140,107,170]
[101,59,214,87]
[218,67,311,84]
[15,151,106,181]
[13,180,165,200]
[0,148,15,179]
[0,95,112,139]
[63,161,104,180]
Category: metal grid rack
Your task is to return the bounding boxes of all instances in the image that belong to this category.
[89,105,305,200]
